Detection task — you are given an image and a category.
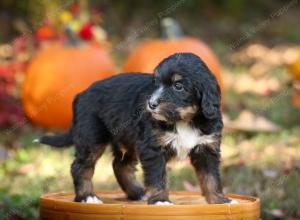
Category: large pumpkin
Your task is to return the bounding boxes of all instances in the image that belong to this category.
[23,43,116,129]
[289,58,300,106]
[123,19,222,91]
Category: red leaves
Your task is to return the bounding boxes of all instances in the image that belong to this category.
[0,64,14,94]
[0,64,24,128]
[0,93,24,128]
[79,23,94,40]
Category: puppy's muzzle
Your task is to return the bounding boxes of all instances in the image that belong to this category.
[148,87,163,111]
[148,99,160,110]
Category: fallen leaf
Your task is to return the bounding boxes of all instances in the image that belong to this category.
[224,110,280,132]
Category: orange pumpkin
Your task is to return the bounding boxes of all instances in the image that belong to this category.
[289,57,300,80]
[23,43,116,129]
[36,25,56,41]
[289,57,300,106]
[123,19,222,92]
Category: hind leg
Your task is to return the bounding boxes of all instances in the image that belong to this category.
[71,114,110,203]
[113,147,145,200]
[71,145,105,203]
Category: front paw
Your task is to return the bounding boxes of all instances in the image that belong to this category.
[143,187,170,204]
[75,194,103,204]
[221,197,239,204]
[154,201,173,205]
[229,199,239,204]
[147,196,172,205]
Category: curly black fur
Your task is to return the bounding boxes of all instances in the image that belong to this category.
[37,53,230,204]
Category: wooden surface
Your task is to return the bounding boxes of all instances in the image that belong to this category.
[40,190,260,220]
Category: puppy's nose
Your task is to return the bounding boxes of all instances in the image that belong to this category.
[148,100,159,110]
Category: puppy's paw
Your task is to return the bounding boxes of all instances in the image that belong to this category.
[80,195,103,204]
[154,201,173,205]
[127,186,145,201]
[230,199,239,204]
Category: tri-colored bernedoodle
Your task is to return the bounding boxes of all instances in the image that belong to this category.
[36,53,235,205]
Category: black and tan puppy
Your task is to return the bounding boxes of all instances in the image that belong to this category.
[36,53,233,205]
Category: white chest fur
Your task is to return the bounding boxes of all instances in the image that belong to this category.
[159,122,217,159]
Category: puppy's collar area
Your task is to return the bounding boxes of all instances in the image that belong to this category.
[157,121,219,159]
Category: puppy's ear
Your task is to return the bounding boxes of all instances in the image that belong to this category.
[198,77,221,120]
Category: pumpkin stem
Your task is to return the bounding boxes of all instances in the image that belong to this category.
[161,17,184,39]
[65,25,81,46]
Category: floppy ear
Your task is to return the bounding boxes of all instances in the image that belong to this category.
[198,77,221,120]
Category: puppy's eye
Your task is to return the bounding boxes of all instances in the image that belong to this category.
[173,82,184,91]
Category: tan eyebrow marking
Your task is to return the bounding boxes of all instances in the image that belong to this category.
[172,74,183,82]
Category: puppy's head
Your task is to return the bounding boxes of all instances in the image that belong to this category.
[146,53,221,122]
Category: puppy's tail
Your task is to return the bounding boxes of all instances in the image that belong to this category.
[34,131,73,148]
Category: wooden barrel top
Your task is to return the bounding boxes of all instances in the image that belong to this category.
[40,190,260,220]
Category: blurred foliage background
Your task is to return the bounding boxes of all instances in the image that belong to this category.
[0,0,300,219]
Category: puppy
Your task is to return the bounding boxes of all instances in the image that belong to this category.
[36,53,231,205]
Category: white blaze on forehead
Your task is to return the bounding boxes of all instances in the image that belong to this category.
[150,86,164,104]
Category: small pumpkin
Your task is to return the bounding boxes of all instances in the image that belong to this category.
[36,25,56,41]
[23,42,116,129]
[123,18,222,91]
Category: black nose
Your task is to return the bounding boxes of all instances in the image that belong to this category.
[148,100,159,110]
